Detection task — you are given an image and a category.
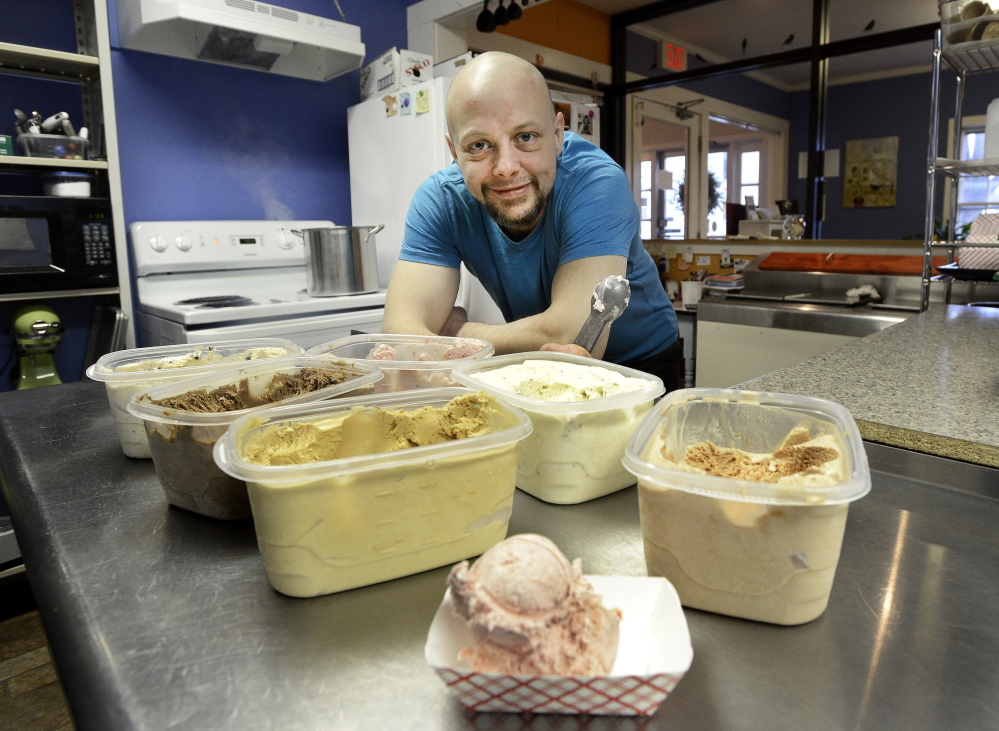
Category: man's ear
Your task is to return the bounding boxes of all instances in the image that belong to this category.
[554,112,565,154]
[446,133,458,163]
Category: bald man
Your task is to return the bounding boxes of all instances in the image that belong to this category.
[383,51,680,388]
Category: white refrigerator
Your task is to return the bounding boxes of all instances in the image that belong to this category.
[347,76,504,325]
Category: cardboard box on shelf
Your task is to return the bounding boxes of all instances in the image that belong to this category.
[360,47,433,101]
[433,51,477,79]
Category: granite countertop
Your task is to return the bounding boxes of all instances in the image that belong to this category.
[740,304,999,468]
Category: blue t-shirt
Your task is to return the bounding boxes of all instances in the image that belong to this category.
[400,132,677,365]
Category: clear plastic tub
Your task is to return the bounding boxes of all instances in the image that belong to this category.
[451,352,665,504]
[307,334,493,392]
[213,387,532,597]
[622,388,871,625]
[87,338,304,458]
[17,133,88,159]
[126,356,381,520]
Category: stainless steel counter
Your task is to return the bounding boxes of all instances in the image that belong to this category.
[696,296,916,337]
[2,381,998,731]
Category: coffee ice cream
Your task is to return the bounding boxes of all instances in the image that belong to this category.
[447,534,621,676]
[241,390,501,465]
[218,391,530,597]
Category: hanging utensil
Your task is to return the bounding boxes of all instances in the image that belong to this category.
[508,0,523,20]
[573,275,631,353]
[494,0,509,25]
[476,0,496,32]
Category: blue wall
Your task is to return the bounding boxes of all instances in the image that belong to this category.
[0,0,411,392]
[106,0,412,227]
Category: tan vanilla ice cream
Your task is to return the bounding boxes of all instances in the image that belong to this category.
[452,354,663,504]
[623,389,871,626]
[215,390,532,597]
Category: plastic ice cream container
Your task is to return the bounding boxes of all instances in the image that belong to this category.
[213,387,532,597]
[307,334,493,392]
[451,352,664,504]
[87,338,304,459]
[622,388,871,625]
[127,356,380,520]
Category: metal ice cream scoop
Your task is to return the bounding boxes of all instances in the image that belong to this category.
[572,275,631,353]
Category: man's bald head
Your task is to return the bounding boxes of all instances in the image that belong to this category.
[442,51,564,240]
[445,52,555,138]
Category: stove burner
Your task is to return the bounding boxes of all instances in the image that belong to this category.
[174,295,257,309]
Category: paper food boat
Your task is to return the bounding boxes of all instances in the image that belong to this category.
[425,575,693,716]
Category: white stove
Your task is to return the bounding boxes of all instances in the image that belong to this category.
[131,220,386,348]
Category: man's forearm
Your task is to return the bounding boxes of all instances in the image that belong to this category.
[454,314,608,358]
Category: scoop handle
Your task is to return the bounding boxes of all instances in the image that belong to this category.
[573,310,614,352]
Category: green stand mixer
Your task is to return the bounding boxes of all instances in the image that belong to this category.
[13,303,63,390]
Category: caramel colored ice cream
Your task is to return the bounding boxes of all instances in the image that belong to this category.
[241,391,500,465]
[231,392,525,597]
[447,534,621,676]
[656,427,848,487]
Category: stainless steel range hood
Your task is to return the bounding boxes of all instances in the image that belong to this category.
[117,0,365,82]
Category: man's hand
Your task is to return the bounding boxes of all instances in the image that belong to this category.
[540,343,592,358]
[440,306,468,337]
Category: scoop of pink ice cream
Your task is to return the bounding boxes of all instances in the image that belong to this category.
[447,534,621,676]
[368,344,398,361]
[442,338,485,360]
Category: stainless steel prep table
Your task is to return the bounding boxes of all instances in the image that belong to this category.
[2,381,998,731]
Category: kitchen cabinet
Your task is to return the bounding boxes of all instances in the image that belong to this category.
[922,15,999,309]
[0,1,131,344]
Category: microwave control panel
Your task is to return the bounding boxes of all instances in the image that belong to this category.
[83,221,114,267]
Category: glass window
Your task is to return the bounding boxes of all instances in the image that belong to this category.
[956,127,999,231]
[640,160,653,239]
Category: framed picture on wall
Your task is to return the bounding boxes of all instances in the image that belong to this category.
[843,137,898,208]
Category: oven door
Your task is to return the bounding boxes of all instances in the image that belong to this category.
[140,308,385,349]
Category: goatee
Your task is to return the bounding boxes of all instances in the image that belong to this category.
[483,178,548,233]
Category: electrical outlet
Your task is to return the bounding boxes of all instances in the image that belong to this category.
[721,248,731,268]
[696,255,711,266]
[684,246,694,263]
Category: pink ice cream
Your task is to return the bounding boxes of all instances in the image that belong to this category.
[365,338,488,391]
[447,534,622,676]
[442,338,486,360]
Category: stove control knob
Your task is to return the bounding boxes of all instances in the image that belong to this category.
[174,234,193,251]
[149,235,167,252]
[275,231,295,250]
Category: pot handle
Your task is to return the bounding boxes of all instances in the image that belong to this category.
[290,229,303,237]
[363,224,385,243]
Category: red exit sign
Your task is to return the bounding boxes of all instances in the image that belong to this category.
[662,42,687,72]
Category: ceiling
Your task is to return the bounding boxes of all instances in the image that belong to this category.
[578,0,942,89]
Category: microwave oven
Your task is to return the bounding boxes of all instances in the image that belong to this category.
[0,195,117,295]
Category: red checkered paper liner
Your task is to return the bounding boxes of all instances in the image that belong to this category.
[425,576,693,716]
[959,213,999,269]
